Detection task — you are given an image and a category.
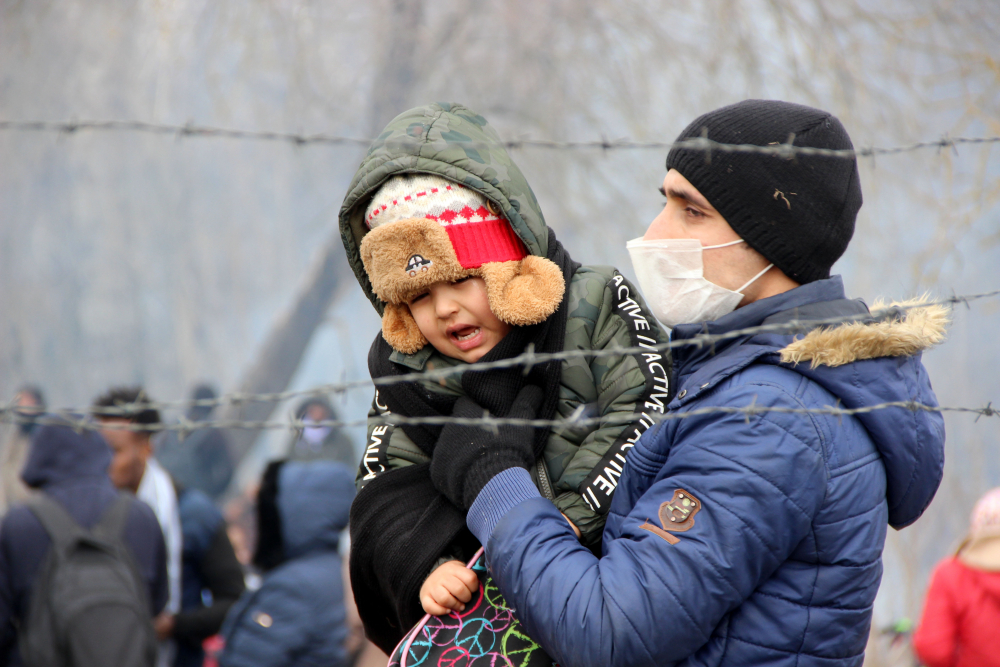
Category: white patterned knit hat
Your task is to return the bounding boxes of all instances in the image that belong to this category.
[366,175,496,229]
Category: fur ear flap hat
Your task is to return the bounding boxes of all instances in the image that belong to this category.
[360,174,565,354]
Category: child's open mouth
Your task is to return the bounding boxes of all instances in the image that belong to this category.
[450,326,483,350]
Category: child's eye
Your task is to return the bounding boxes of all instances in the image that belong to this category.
[409,292,428,304]
[454,276,471,285]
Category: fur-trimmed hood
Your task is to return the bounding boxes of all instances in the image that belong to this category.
[779,296,948,368]
[339,102,551,316]
[670,276,947,529]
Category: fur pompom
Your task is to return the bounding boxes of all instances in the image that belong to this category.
[478,255,565,326]
[382,303,428,355]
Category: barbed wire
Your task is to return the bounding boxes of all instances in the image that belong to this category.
[12,288,994,420]
[1,119,998,158]
[1,400,995,436]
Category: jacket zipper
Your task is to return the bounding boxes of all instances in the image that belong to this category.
[535,459,555,501]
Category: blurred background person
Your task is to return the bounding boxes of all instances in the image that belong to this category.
[222,484,258,571]
[913,487,1000,667]
[157,384,235,503]
[158,481,246,667]
[0,419,168,666]
[0,386,45,517]
[219,460,354,667]
[285,397,355,467]
[96,386,183,667]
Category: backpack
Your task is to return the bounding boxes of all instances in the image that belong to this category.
[18,493,157,667]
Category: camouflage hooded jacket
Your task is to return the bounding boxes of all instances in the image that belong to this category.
[339,103,671,546]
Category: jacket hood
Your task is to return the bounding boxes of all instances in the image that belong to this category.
[339,102,549,315]
[671,277,947,530]
[953,552,1000,599]
[777,297,947,529]
[21,419,113,488]
[277,461,355,559]
[962,565,1000,599]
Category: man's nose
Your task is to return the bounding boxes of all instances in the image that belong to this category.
[643,205,679,241]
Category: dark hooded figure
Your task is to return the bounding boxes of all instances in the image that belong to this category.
[219,460,354,667]
[0,419,168,665]
[157,384,234,500]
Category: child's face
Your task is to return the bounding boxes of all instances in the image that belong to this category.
[408,277,511,363]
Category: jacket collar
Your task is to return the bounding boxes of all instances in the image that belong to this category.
[669,276,847,407]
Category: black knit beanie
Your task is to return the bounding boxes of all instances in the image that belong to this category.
[666,100,862,284]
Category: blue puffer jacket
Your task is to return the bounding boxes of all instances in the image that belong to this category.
[466,276,946,667]
[220,462,355,667]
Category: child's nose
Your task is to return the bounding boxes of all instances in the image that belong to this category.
[434,294,460,319]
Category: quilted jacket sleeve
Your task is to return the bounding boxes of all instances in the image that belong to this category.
[552,268,671,547]
[476,381,828,667]
[355,390,429,490]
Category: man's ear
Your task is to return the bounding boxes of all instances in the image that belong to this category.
[138,434,154,459]
[382,303,429,355]
[479,256,566,326]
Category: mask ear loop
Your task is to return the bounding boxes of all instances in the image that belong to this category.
[700,239,774,294]
[701,238,747,250]
[735,264,774,294]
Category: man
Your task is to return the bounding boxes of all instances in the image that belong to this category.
[156,384,234,501]
[0,419,168,665]
[0,386,45,517]
[167,483,245,667]
[95,387,183,667]
[428,100,947,666]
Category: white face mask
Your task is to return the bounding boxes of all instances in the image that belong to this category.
[626,237,773,328]
[302,420,332,446]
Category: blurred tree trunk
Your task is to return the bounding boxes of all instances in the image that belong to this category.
[217,238,353,465]
[220,0,426,468]
[366,0,425,136]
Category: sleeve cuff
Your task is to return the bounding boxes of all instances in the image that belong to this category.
[467,467,541,545]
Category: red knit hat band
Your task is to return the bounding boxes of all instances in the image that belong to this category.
[446,218,527,269]
[366,174,527,268]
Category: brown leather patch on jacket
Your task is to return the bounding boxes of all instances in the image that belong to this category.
[640,489,701,545]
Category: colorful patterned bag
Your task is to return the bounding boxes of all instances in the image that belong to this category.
[389,548,556,667]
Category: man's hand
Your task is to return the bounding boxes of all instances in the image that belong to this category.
[431,385,544,509]
[153,612,175,641]
[420,560,480,616]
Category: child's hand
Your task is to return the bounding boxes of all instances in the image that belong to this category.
[561,512,582,539]
[420,560,479,616]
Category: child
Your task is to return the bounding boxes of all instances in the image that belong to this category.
[341,103,672,653]
[913,488,1000,667]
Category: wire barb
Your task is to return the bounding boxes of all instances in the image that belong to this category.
[1,120,998,157]
[3,399,996,434]
[13,287,997,421]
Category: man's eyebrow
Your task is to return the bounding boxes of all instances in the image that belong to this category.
[666,186,711,210]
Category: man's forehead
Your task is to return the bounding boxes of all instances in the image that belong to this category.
[98,419,146,442]
[663,171,714,210]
